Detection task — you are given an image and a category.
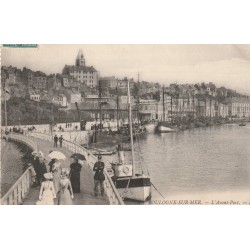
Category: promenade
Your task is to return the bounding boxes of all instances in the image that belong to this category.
[22,137,107,205]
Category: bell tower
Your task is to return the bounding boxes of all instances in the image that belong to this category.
[75,49,85,66]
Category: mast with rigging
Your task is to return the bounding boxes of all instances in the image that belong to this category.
[162,86,165,122]
[128,80,135,177]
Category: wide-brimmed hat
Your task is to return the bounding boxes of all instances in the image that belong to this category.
[44,173,53,180]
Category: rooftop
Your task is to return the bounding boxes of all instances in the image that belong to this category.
[63,65,97,73]
[226,97,250,104]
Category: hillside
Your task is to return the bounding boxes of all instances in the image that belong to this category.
[1,97,92,126]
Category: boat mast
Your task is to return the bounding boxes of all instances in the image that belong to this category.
[116,83,119,130]
[137,72,140,123]
[4,83,7,128]
[128,80,135,176]
[98,80,103,132]
[171,90,173,125]
[163,86,165,122]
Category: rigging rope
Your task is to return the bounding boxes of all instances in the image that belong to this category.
[150,181,165,199]
[121,178,131,200]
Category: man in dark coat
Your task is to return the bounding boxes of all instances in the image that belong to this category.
[59,135,63,147]
[48,158,56,173]
[54,134,58,147]
[93,155,105,196]
[32,156,41,185]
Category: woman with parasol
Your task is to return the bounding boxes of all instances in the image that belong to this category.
[47,151,66,194]
[69,153,85,193]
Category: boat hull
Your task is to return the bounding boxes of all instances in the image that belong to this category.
[158,125,176,133]
[145,123,157,133]
[115,177,151,201]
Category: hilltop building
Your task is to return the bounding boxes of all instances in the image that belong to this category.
[62,49,99,88]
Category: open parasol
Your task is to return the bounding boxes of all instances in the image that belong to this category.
[70,153,86,161]
[47,151,66,160]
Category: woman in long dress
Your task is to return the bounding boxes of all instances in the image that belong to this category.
[70,158,82,193]
[58,168,74,205]
[52,159,62,194]
[38,173,56,205]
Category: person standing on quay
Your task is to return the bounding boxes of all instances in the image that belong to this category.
[32,155,41,185]
[93,155,105,196]
[59,135,63,147]
[58,168,74,205]
[48,158,56,173]
[70,158,82,193]
[36,155,48,184]
[54,134,58,147]
[38,173,56,205]
[52,159,62,194]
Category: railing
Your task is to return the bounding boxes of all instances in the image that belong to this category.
[1,134,37,205]
[5,133,38,151]
[1,167,32,205]
[30,132,124,205]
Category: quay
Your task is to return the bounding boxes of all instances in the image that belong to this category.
[1,132,124,205]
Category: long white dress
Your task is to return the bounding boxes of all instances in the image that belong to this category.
[58,178,73,205]
[52,162,62,194]
[38,181,56,205]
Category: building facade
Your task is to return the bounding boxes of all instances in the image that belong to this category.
[30,94,41,102]
[62,50,99,88]
[70,93,82,104]
[227,97,250,118]
[99,76,118,88]
[52,94,67,107]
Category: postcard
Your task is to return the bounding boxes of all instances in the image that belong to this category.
[1,44,250,205]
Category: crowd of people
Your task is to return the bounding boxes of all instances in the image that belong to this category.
[27,151,105,205]
[27,151,79,205]
[3,125,37,136]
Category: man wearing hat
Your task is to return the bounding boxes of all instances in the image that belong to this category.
[93,155,105,196]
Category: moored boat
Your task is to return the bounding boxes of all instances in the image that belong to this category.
[112,80,151,202]
[239,123,246,126]
[157,124,176,133]
[144,123,157,133]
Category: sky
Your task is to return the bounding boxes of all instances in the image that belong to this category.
[2,44,250,95]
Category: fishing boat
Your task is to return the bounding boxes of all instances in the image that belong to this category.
[155,86,176,133]
[157,122,177,133]
[90,147,116,156]
[144,122,157,133]
[118,126,147,141]
[239,123,246,126]
[112,80,151,202]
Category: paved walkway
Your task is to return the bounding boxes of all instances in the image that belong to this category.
[23,137,107,205]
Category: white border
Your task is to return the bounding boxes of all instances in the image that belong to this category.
[1,1,250,250]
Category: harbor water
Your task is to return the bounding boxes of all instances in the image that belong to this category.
[103,123,250,204]
[1,139,32,196]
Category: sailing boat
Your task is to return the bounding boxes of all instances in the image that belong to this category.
[116,80,147,141]
[90,80,120,148]
[112,80,151,202]
[156,86,176,133]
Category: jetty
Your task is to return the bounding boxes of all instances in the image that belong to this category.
[1,132,124,205]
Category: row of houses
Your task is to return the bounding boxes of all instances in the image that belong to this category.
[139,95,250,120]
[1,50,100,93]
